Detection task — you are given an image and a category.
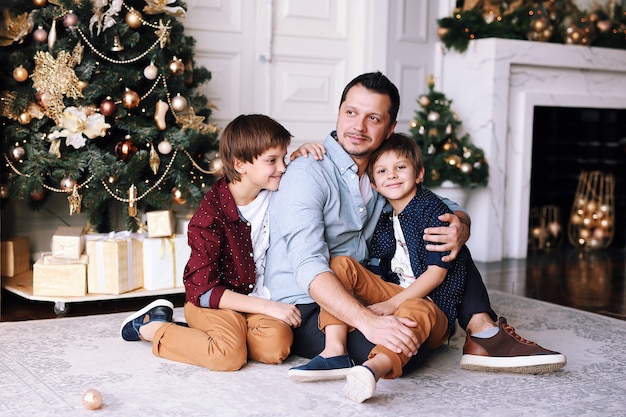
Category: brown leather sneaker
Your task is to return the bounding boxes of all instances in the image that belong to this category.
[461,317,566,374]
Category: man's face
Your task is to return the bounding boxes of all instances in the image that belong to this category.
[335,84,396,161]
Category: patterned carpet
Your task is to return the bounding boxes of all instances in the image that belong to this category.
[1,291,625,417]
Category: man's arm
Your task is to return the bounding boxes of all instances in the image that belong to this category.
[309,271,420,356]
[424,209,471,263]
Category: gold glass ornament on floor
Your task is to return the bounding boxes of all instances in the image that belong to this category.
[568,171,615,250]
[528,205,563,251]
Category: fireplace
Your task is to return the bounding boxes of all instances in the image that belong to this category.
[440,38,626,262]
[530,106,626,250]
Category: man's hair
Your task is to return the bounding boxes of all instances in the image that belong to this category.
[339,72,400,125]
[219,114,292,182]
[367,133,424,182]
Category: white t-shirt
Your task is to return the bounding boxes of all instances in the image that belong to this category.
[238,190,271,299]
[390,213,416,289]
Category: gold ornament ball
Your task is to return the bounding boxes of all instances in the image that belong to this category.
[170,94,188,112]
[447,155,462,166]
[0,183,8,199]
[168,57,185,75]
[548,222,561,237]
[122,89,141,109]
[209,157,224,174]
[77,80,89,92]
[125,9,143,29]
[32,0,47,6]
[82,389,103,410]
[570,213,582,225]
[597,20,612,33]
[18,112,32,125]
[172,187,187,205]
[593,228,605,240]
[60,178,76,192]
[532,17,549,32]
[13,66,28,82]
[437,26,449,39]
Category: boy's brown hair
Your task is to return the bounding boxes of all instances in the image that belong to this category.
[367,133,424,182]
[219,114,292,182]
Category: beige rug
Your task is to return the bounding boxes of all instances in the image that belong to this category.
[1,291,625,417]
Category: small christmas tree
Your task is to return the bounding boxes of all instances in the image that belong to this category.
[0,0,220,232]
[408,76,488,189]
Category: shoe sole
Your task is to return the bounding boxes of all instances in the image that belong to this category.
[343,366,376,403]
[460,353,567,374]
[288,367,352,382]
[119,299,175,338]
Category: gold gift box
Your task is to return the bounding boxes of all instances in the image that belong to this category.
[86,235,143,295]
[33,254,87,296]
[146,210,175,238]
[1,236,30,277]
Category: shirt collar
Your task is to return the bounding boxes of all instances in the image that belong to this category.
[324,131,358,175]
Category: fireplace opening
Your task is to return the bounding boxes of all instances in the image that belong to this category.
[529,106,626,250]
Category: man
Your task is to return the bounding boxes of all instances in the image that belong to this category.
[264,71,566,377]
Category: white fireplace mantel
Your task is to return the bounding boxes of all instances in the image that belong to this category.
[440,38,626,262]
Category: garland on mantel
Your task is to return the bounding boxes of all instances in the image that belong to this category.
[438,0,626,53]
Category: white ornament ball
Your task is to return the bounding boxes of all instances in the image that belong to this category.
[427,111,440,122]
[171,94,188,112]
[143,64,158,80]
[157,140,172,154]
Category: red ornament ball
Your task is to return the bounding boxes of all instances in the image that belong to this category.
[100,97,117,116]
[30,188,46,201]
[115,136,138,161]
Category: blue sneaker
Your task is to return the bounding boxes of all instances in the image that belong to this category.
[288,354,354,382]
[120,299,174,341]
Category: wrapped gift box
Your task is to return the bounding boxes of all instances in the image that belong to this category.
[51,226,86,259]
[1,236,30,277]
[86,233,143,295]
[33,254,87,296]
[146,210,175,238]
[142,235,190,290]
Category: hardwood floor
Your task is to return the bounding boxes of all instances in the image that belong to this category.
[2,248,625,322]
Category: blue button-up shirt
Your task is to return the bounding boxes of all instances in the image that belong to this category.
[265,133,386,305]
[264,131,466,306]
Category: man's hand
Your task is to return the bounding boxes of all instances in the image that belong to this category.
[360,315,420,357]
[423,211,470,262]
[264,301,302,328]
[289,142,326,161]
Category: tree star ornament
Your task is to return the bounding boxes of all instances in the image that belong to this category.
[31,44,85,124]
[175,107,207,131]
[155,19,171,48]
[68,185,82,215]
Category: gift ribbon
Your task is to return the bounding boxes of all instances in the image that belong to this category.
[158,235,177,287]
[94,231,142,292]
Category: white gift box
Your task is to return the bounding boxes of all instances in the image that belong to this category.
[142,235,190,290]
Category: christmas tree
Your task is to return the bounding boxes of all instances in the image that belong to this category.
[0,0,220,232]
[408,77,488,189]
